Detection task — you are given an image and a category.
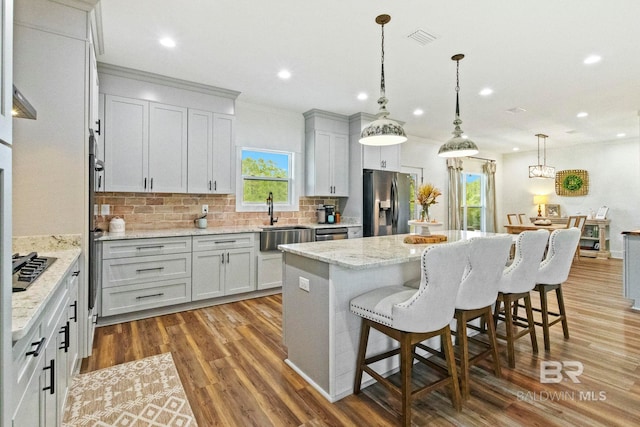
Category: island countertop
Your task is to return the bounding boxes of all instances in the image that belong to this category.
[279,230,500,270]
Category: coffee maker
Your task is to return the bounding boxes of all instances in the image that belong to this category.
[324,205,335,224]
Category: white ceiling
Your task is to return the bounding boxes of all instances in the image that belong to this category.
[96,0,640,154]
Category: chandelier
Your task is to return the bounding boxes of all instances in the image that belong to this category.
[529,133,555,178]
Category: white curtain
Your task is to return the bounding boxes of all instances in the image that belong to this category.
[483,161,497,232]
[447,158,463,230]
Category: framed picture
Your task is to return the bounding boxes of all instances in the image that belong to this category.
[595,206,609,220]
[555,169,589,196]
[545,204,561,217]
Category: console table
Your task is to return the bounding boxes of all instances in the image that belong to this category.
[528,217,610,259]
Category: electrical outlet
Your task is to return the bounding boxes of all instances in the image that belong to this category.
[299,277,310,292]
[202,204,209,214]
[101,204,110,215]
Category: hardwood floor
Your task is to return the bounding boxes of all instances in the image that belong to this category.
[82,258,640,426]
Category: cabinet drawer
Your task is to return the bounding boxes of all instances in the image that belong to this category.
[102,253,191,288]
[102,278,192,316]
[193,233,255,251]
[12,322,44,407]
[102,236,192,259]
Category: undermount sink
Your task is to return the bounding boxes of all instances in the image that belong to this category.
[260,226,313,251]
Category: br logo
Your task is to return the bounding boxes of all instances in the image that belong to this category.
[540,361,584,383]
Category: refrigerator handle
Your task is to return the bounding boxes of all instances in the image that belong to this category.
[391,178,398,227]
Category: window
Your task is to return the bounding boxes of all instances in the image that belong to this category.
[238,148,296,211]
[461,172,485,231]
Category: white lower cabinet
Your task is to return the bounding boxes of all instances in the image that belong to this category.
[12,259,80,427]
[257,252,283,290]
[192,234,256,301]
[101,237,192,317]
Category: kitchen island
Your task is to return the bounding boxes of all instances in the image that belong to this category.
[279,230,502,402]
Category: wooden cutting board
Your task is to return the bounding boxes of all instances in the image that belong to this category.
[403,234,448,244]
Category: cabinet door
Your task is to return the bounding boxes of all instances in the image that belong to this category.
[192,250,224,301]
[104,95,149,192]
[211,113,234,194]
[67,270,79,376]
[88,37,100,134]
[149,103,188,193]
[12,356,44,427]
[42,336,57,427]
[224,248,255,295]
[187,109,213,194]
[95,93,105,192]
[0,0,12,145]
[362,145,381,170]
[313,131,332,195]
[331,134,349,196]
[380,145,401,171]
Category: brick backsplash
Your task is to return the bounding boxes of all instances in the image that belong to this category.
[95,193,338,231]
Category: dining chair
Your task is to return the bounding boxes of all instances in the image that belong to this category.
[518,213,528,224]
[565,215,587,261]
[506,213,519,225]
[534,228,581,351]
[350,240,469,427]
[493,229,549,368]
[450,235,513,399]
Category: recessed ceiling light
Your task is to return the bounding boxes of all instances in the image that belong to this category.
[278,69,291,80]
[159,37,176,48]
[413,108,424,116]
[506,107,526,114]
[479,88,493,96]
[512,147,520,151]
[576,112,589,118]
[357,92,368,101]
[617,133,626,137]
[583,55,602,65]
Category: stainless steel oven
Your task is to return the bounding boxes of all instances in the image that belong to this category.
[88,130,104,310]
[314,227,349,241]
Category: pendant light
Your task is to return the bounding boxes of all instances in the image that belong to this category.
[359,14,407,146]
[528,133,555,178]
[438,54,479,157]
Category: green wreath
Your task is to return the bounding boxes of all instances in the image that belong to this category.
[562,174,583,191]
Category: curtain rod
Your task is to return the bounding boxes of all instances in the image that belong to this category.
[468,156,495,162]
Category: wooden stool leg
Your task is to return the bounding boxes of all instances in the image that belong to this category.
[484,306,502,379]
[442,326,462,412]
[524,294,539,354]
[353,319,370,394]
[502,294,516,368]
[400,332,413,427]
[456,311,470,399]
[539,286,551,351]
[556,286,570,339]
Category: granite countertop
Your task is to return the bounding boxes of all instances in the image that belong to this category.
[12,248,81,341]
[278,230,498,270]
[99,222,362,241]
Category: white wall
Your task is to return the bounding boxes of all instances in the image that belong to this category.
[501,137,640,258]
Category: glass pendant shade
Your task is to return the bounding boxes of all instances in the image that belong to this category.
[438,54,478,158]
[529,133,555,178]
[359,14,407,146]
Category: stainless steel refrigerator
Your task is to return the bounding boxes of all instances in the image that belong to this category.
[363,169,412,237]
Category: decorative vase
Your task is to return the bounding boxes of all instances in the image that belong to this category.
[421,206,430,222]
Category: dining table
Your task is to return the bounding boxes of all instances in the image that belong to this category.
[504,223,567,234]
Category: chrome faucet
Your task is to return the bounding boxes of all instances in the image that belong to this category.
[267,192,278,225]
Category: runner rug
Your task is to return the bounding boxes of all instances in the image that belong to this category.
[63,352,198,426]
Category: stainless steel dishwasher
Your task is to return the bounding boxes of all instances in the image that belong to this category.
[314,227,349,241]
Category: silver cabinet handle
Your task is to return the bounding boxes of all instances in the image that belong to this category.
[136,245,164,251]
[136,293,164,300]
[135,267,164,273]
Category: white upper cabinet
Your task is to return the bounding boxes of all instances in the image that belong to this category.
[104,95,149,192]
[148,102,188,193]
[304,110,349,197]
[0,0,12,145]
[362,144,401,172]
[187,109,234,194]
[104,95,188,193]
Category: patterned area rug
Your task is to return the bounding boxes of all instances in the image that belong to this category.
[63,353,198,426]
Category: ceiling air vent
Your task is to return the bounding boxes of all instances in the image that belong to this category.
[505,107,527,114]
[407,29,438,45]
